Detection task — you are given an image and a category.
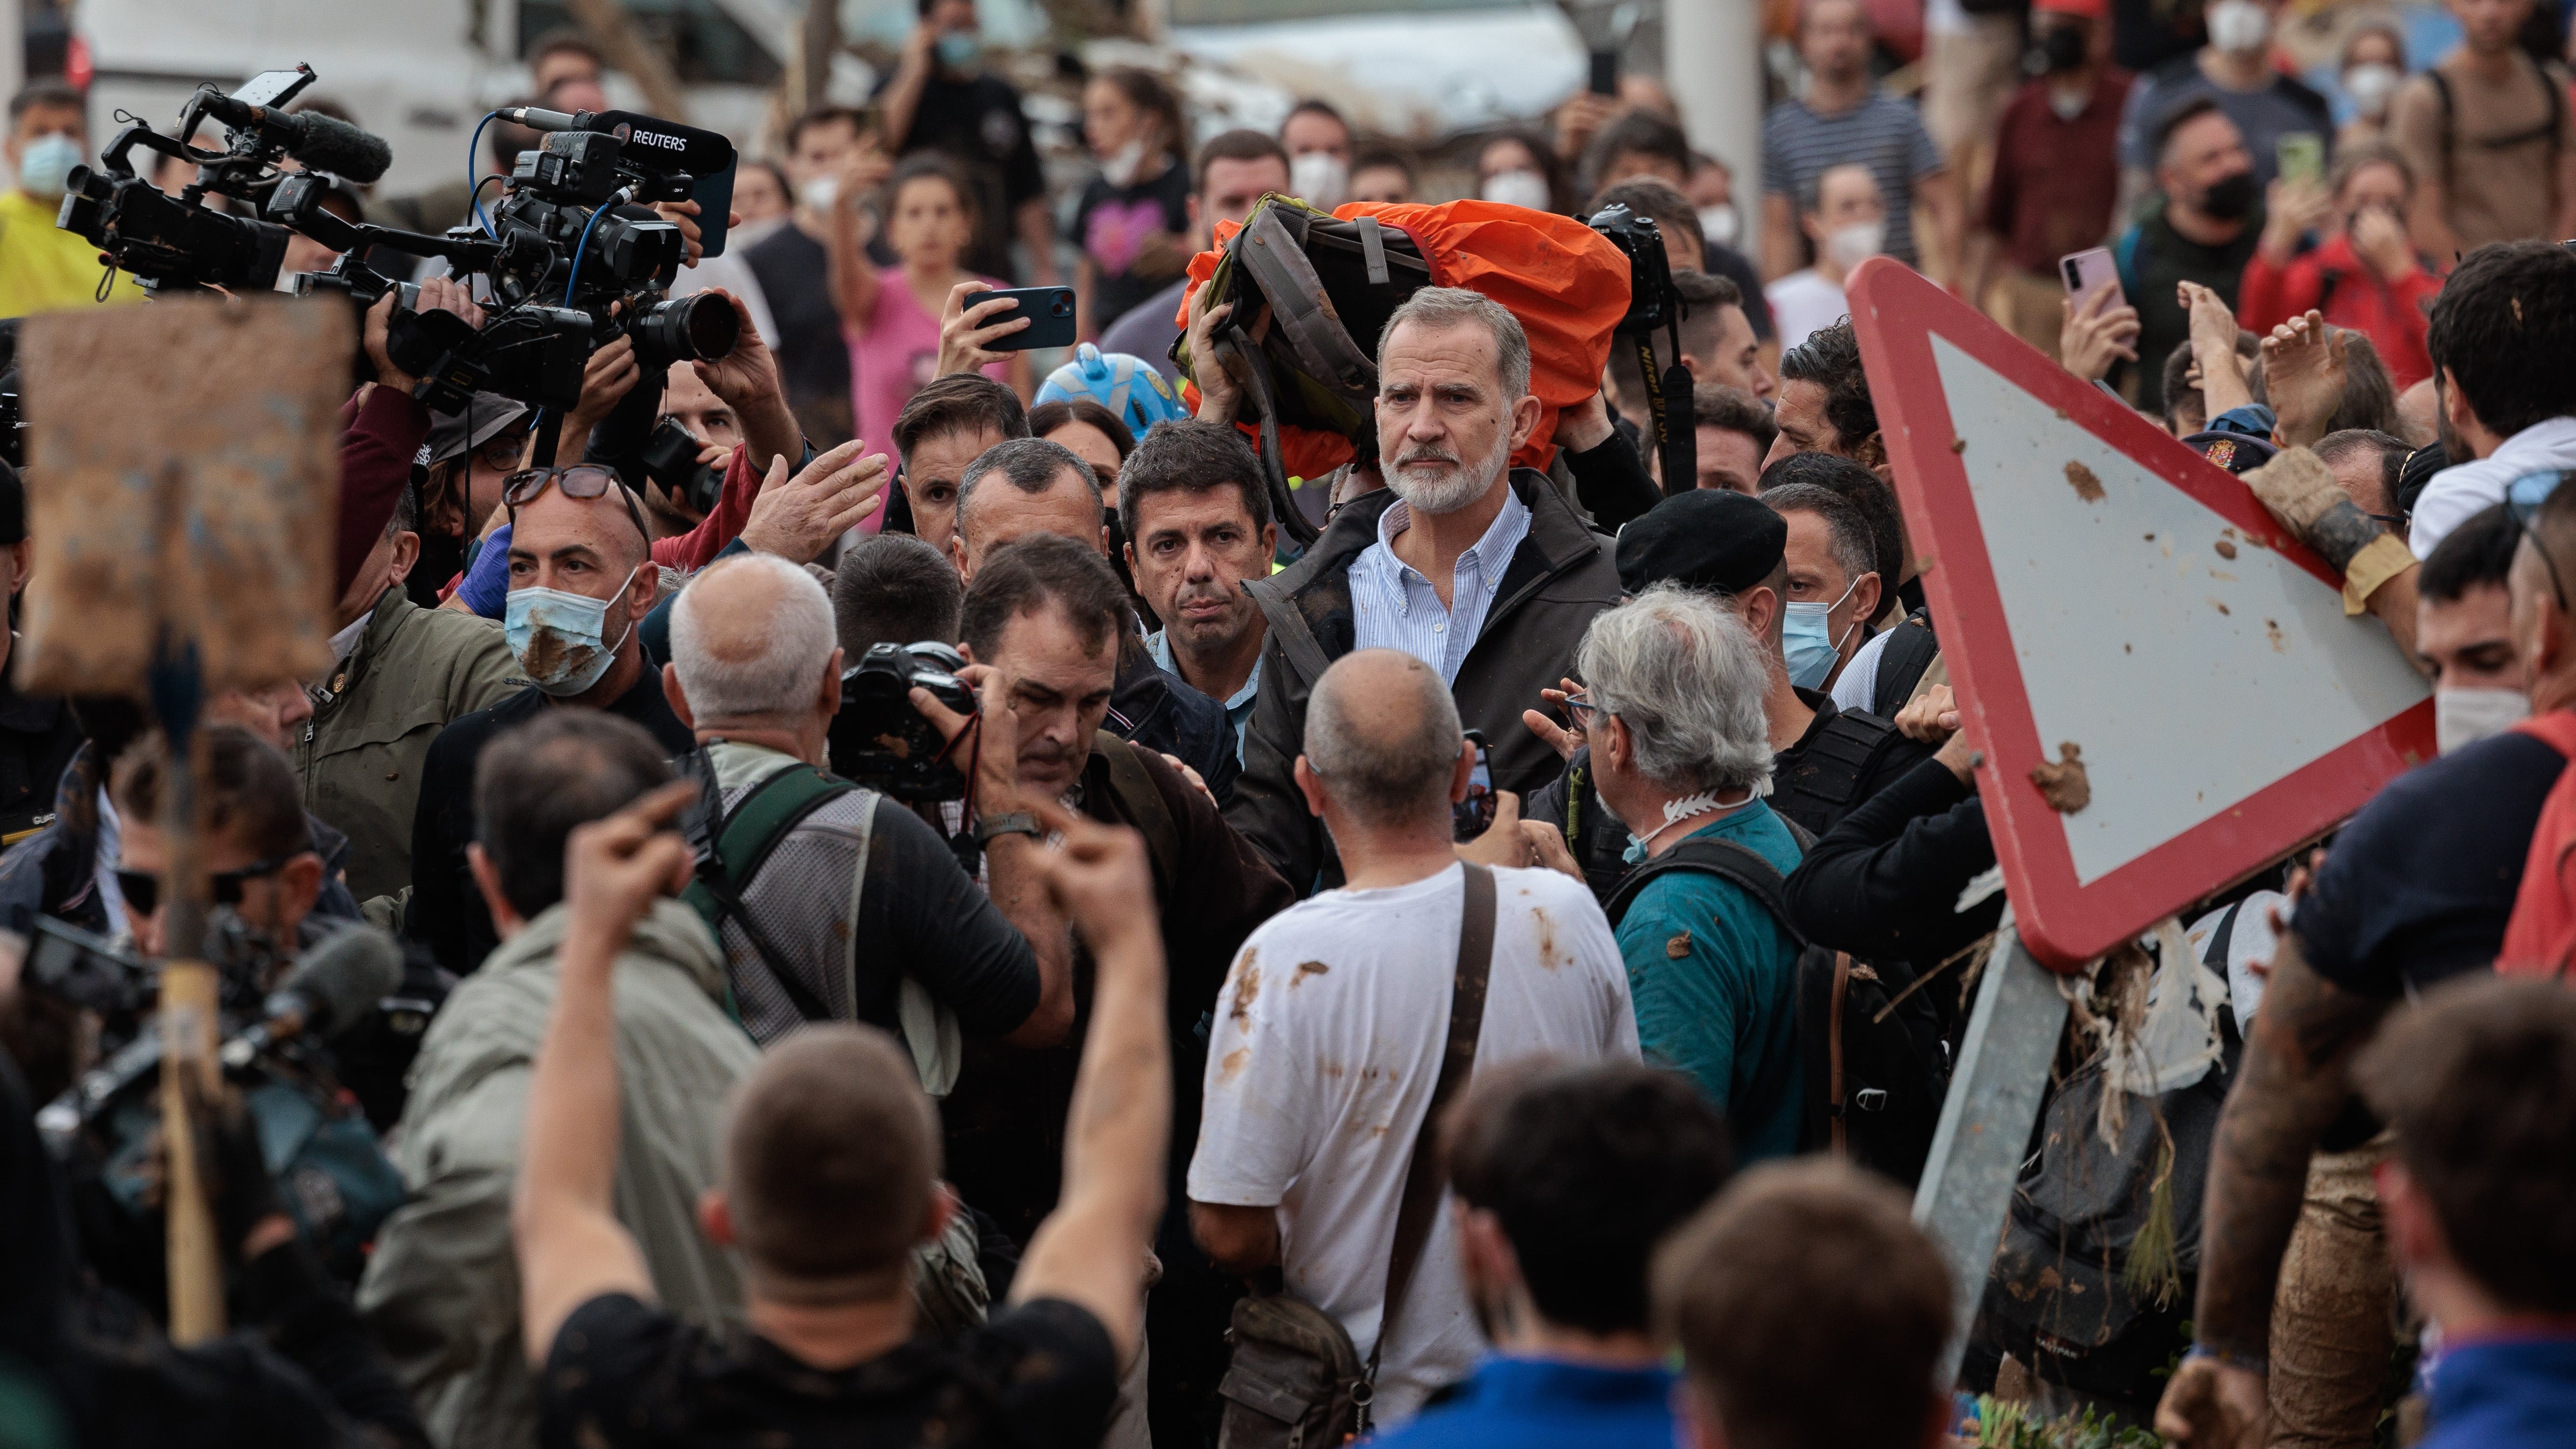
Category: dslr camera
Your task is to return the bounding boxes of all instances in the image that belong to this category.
[1583,200,1694,493]
[640,417,727,516]
[827,642,977,802]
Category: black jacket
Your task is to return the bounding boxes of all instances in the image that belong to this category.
[1226,471,1623,890]
[1783,754,1999,971]
[1110,635,1240,806]
[405,668,696,976]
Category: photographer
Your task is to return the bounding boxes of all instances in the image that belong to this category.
[0,1047,428,1449]
[929,536,1291,1445]
[447,294,865,618]
[340,277,484,601]
[659,551,1073,1053]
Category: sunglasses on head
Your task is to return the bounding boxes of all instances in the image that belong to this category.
[503,464,651,546]
[2507,470,2570,610]
[113,855,295,920]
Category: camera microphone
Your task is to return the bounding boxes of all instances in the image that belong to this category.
[496,105,599,134]
[199,93,394,184]
[219,923,403,1069]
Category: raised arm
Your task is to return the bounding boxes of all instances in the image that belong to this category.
[2155,933,2390,1448]
[1007,800,1170,1361]
[828,185,885,338]
[911,664,1077,1046]
[511,780,700,1365]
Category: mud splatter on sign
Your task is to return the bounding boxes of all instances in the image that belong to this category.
[2064,461,2105,502]
[2030,743,2092,813]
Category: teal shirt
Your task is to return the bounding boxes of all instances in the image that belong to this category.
[1613,802,1805,1159]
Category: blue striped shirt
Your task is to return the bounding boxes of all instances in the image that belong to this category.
[1348,487,1533,684]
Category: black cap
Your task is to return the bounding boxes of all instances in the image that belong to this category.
[2396,438,2448,519]
[0,460,23,546]
[2182,428,2278,476]
[424,393,533,465]
[1615,490,1788,596]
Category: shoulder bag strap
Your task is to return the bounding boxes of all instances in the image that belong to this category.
[1367,862,1497,1390]
[683,763,855,1024]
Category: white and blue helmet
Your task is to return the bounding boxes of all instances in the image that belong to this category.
[1035,344,1191,438]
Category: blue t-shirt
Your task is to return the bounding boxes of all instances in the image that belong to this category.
[1611,802,1805,1158]
[2294,728,2566,997]
[1366,1357,1678,1449]
[2422,1336,2576,1449]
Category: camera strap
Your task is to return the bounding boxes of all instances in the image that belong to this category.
[1629,313,1698,498]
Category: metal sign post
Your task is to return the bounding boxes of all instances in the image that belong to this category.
[1912,918,2069,1379]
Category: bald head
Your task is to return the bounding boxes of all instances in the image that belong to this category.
[723,1024,939,1303]
[1301,648,1463,830]
[670,553,839,723]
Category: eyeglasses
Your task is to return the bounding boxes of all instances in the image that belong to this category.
[1562,689,1601,727]
[113,855,295,919]
[475,429,534,473]
[2506,469,2570,612]
[503,464,651,546]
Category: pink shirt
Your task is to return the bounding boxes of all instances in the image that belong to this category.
[846,266,1008,531]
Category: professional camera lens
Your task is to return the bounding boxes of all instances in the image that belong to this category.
[634,292,739,365]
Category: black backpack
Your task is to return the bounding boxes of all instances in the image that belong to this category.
[1770,705,1914,842]
[1870,609,1942,721]
[1603,836,1950,1182]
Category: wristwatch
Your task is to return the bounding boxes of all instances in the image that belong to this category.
[972,811,1041,846]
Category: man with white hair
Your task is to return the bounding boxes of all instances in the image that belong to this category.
[1216,286,1625,889]
[1189,647,1638,1428]
[659,552,1072,1054]
[1587,587,1808,1159]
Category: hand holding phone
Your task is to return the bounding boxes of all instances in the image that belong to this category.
[1452,731,1496,842]
[973,286,1077,353]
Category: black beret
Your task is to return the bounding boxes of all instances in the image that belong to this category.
[0,459,22,546]
[1614,489,1787,597]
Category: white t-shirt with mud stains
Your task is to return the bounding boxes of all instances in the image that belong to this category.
[1186,861,1640,1425]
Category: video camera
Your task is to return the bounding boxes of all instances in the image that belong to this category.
[358,105,741,423]
[827,642,978,803]
[1584,202,1695,495]
[53,64,740,455]
[57,64,435,296]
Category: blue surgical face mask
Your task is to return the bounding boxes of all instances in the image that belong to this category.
[1783,575,1865,690]
[16,132,83,199]
[936,31,982,70]
[505,565,639,697]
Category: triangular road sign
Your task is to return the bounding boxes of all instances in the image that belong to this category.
[1845,259,2434,970]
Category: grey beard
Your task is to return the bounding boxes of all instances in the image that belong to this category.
[1383,434,1510,516]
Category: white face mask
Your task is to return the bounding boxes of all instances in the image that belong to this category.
[1290,151,1348,210]
[2049,87,2091,122]
[1824,219,1885,270]
[1101,138,1148,188]
[15,132,81,199]
[2343,63,2400,118]
[2435,686,2530,755]
[2206,0,2272,55]
[1481,168,1553,211]
[798,174,839,212]
[1698,205,1741,249]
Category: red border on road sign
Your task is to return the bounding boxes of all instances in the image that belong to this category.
[1844,258,2435,971]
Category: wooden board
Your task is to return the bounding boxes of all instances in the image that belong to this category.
[18,297,351,693]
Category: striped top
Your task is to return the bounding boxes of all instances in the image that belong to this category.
[1761,90,1945,269]
[1349,487,1534,685]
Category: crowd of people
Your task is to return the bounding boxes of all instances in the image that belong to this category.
[0,0,2573,1446]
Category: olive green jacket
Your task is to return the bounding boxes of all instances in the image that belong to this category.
[295,588,519,902]
[356,898,756,1449]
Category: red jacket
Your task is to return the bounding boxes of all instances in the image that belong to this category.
[2236,233,2441,388]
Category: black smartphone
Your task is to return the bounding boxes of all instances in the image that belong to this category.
[1589,49,1621,97]
[1452,730,1496,842]
[980,285,1077,351]
[689,159,737,259]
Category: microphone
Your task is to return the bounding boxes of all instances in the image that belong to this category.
[220,923,403,1068]
[495,105,599,134]
[199,93,395,184]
